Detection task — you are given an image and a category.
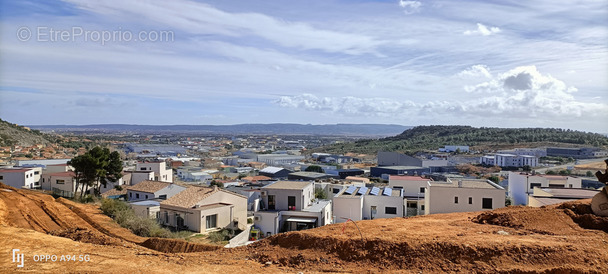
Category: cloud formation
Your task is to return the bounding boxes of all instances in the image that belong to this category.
[398,1,422,14]
[464,23,501,36]
[276,66,608,120]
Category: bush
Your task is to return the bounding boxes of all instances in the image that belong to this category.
[100,198,178,238]
[208,229,230,243]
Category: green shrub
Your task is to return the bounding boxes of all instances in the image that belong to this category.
[208,229,230,243]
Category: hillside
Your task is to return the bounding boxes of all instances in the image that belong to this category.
[1,183,607,273]
[314,125,608,154]
[0,118,53,147]
[28,123,412,136]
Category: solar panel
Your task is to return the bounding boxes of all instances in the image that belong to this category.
[370,187,380,196]
[357,186,368,195]
[383,187,392,196]
[344,185,357,195]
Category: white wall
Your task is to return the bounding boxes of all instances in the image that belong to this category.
[131,204,160,219]
[425,186,505,215]
[332,196,363,223]
[137,162,172,183]
[131,172,154,186]
[0,169,36,189]
[253,211,280,236]
[362,195,404,219]
[388,178,429,197]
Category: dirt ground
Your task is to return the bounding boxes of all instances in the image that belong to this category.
[1,183,607,273]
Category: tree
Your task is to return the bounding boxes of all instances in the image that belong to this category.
[586,171,594,177]
[210,180,224,188]
[314,187,328,200]
[488,176,501,185]
[305,165,324,173]
[69,146,123,197]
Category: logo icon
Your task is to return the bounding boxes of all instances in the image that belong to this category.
[12,249,24,268]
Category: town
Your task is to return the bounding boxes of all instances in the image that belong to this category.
[1,121,606,248]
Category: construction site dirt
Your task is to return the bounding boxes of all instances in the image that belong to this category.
[1,183,607,273]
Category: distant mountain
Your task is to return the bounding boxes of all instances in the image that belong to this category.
[0,119,53,147]
[314,125,608,154]
[28,123,412,136]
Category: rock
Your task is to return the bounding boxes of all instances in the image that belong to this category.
[497,230,509,235]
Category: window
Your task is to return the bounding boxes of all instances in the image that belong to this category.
[206,214,217,229]
[130,193,132,198]
[34,171,40,175]
[164,212,169,223]
[419,187,425,193]
[468,197,473,204]
[420,205,425,211]
[333,188,340,194]
[56,179,65,184]
[176,214,184,228]
[268,195,276,210]
[0,175,3,180]
[482,198,493,209]
[140,167,147,171]
[530,183,541,189]
[145,195,148,199]
[159,194,167,200]
[136,193,140,199]
[454,196,459,204]
[42,178,45,182]
[385,207,397,214]
[288,196,296,210]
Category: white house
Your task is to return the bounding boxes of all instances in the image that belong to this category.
[130,200,161,219]
[388,175,431,216]
[127,180,186,201]
[0,168,37,189]
[332,186,404,223]
[528,188,599,207]
[41,171,77,195]
[508,172,583,205]
[254,181,332,237]
[159,186,248,233]
[481,154,538,167]
[136,161,173,183]
[424,179,505,215]
[129,171,154,186]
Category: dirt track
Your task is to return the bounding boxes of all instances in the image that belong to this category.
[1,183,607,273]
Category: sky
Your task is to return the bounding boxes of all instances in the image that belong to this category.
[0,0,607,132]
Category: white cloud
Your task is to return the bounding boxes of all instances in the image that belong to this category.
[457,65,492,79]
[275,66,608,121]
[464,23,501,36]
[398,0,422,14]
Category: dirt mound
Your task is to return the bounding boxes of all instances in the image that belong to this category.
[141,238,221,253]
[49,227,128,246]
[556,201,608,232]
[472,206,584,235]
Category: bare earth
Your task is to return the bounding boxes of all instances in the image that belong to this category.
[1,183,607,273]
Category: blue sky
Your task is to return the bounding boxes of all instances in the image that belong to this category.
[0,0,607,132]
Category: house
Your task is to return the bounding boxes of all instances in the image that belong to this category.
[508,172,583,205]
[159,186,248,233]
[370,166,429,179]
[130,200,162,219]
[41,171,77,196]
[388,175,431,216]
[127,180,186,201]
[481,154,538,167]
[439,146,470,153]
[136,161,173,183]
[128,171,155,186]
[332,186,404,223]
[528,188,600,207]
[256,154,305,166]
[343,176,369,186]
[258,166,291,179]
[254,181,332,237]
[546,147,605,159]
[424,179,505,215]
[0,168,37,189]
[377,151,447,168]
[287,171,332,181]
[325,169,364,179]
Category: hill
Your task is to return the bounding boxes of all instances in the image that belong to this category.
[314,125,608,154]
[1,183,607,273]
[0,118,53,147]
[28,123,412,136]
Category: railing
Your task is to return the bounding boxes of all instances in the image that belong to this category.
[51,187,74,198]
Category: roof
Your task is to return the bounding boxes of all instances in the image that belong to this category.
[101,188,127,198]
[264,181,312,190]
[0,168,33,173]
[374,166,426,170]
[429,179,503,190]
[128,180,171,193]
[344,176,370,182]
[535,188,599,199]
[288,171,328,178]
[130,200,161,206]
[530,197,579,207]
[259,167,286,174]
[242,175,272,181]
[161,186,216,208]
[49,171,76,177]
[48,163,69,166]
[389,175,429,181]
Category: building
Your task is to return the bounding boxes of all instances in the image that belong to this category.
[370,166,429,179]
[388,175,431,216]
[41,171,77,196]
[424,179,505,215]
[256,154,305,166]
[377,151,448,168]
[325,169,364,179]
[508,172,583,205]
[159,186,248,233]
[258,166,291,179]
[332,186,404,223]
[497,148,546,157]
[528,188,600,207]
[439,146,470,153]
[287,171,332,181]
[127,180,186,202]
[130,200,162,219]
[136,161,173,183]
[254,181,332,237]
[125,143,187,157]
[546,147,605,159]
[128,171,155,186]
[0,168,37,189]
